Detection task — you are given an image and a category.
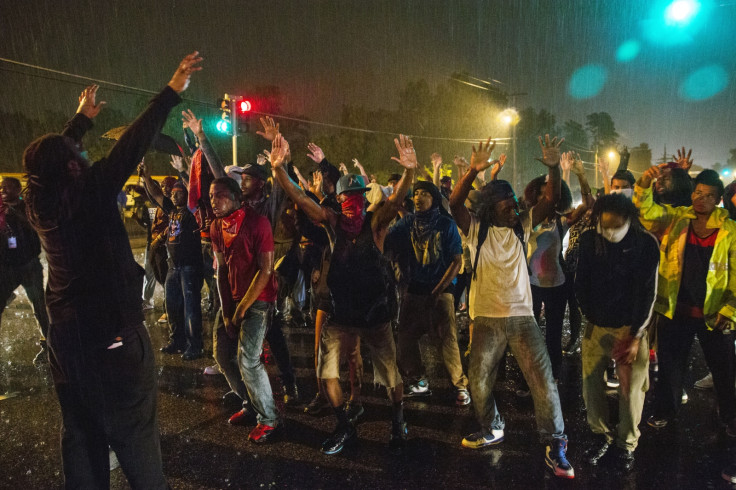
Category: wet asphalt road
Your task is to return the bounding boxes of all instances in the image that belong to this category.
[1,246,736,489]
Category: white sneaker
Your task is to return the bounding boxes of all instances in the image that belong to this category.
[142,300,154,311]
[461,429,504,448]
[694,372,714,390]
[203,365,219,375]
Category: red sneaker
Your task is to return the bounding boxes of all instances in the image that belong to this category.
[248,423,281,444]
[228,409,253,426]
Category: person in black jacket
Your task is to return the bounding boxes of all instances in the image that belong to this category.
[0,177,49,365]
[22,53,202,490]
[575,193,660,472]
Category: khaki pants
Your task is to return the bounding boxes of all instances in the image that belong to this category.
[582,323,649,451]
[398,292,468,390]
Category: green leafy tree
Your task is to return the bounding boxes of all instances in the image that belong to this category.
[585,112,619,151]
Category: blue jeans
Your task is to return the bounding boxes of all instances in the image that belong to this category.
[164,265,203,351]
[238,301,280,426]
[469,316,566,441]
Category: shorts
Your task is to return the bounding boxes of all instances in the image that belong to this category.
[318,320,401,388]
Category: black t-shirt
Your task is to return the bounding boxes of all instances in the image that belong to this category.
[677,225,717,316]
[162,198,202,268]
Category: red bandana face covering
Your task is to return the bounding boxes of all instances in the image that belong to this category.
[221,208,246,247]
[339,194,366,238]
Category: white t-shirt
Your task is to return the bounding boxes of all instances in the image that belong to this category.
[527,216,568,288]
[464,212,534,319]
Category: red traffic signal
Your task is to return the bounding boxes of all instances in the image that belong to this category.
[239,100,252,113]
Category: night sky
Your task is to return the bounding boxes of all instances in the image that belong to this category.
[1,0,734,167]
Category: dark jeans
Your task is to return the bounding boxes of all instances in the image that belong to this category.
[0,258,49,341]
[165,265,203,351]
[201,241,219,313]
[531,284,567,380]
[48,322,167,489]
[268,312,296,386]
[653,314,736,423]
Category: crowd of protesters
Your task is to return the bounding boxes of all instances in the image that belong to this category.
[3,52,736,488]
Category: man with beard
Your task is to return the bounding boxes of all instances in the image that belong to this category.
[22,52,202,489]
[270,132,416,455]
[209,177,281,442]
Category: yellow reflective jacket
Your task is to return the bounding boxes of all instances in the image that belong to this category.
[633,184,736,329]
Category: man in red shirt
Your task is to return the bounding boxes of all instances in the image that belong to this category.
[209,177,281,443]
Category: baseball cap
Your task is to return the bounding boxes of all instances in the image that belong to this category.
[336,174,368,195]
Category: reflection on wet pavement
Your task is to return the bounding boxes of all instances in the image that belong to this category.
[0,247,734,488]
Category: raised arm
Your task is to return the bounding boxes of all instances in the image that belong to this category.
[271,135,332,225]
[633,163,675,229]
[96,52,202,194]
[353,158,370,182]
[489,154,507,182]
[431,153,443,187]
[530,134,564,228]
[62,85,105,143]
[560,151,572,185]
[449,138,496,236]
[182,109,224,178]
[138,160,165,209]
[675,146,694,172]
[567,152,594,226]
[373,135,417,230]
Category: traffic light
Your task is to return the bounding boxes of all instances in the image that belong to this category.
[216,96,232,134]
[239,100,252,113]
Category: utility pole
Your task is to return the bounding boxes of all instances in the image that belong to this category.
[227,94,240,166]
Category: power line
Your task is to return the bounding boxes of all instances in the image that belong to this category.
[0,57,512,145]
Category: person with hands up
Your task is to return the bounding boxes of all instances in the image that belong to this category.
[22,51,202,490]
[634,167,736,440]
[449,136,575,480]
[271,133,415,456]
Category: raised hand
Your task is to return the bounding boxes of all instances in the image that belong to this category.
[675,146,693,171]
[391,134,419,169]
[181,109,203,135]
[170,155,186,172]
[639,163,665,188]
[469,138,496,172]
[338,162,348,175]
[256,116,280,142]
[352,158,363,169]
[256,152,268,166]
[137,160,149,178]
[431,152,443,170]
[307,143,325,163]
[536,134,564,167]
[571,152,585,176]
[489,153,507,180]
[453,155,468,167]
[168,51,203,93]
[560,151,573,173]
[76,85,106,119]
[270,134,290,169]
[597,155,610,176]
